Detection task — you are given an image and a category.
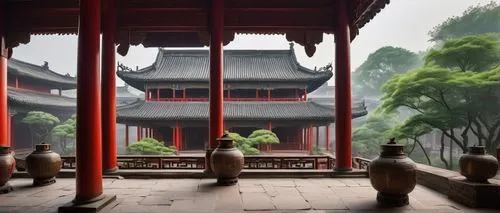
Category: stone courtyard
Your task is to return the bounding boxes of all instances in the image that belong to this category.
[1,178,496,213]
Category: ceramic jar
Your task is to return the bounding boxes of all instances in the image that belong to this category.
[459,146,499,183]
[0,146,15,193]
[369,139,417,206]
[210,134,244,185]
[26,143,62,186]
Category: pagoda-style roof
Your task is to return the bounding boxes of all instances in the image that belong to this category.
[116,101,367,124]
[8,58,77,90]
[117,46,333,92]
[8,87,76,114]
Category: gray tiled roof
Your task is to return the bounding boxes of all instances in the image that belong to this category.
[117,48,332,91]
[116,101,367,123]
[8,58,76,89]
[8,87,76,108]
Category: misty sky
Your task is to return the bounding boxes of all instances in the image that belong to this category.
[10,0,499,87]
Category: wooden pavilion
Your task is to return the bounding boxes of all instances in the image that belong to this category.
[0,0,390,211]
[116,46,368,153]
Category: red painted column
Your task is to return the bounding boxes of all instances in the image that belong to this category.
[172,127,176,147]
[267,89,271,101]
[0,23,7,147]
[15,77,19,88]
[334,0,352,171]
[304,89,308,101]
[209,0,224,149]
[74,0,103,201]
[125,125,129,147]
[309,125,313,155]
[102,0,117,173]
[267,122,272,152]
[326,125,330,152]
[156,89,160,101]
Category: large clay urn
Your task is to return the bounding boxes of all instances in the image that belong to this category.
[459,146,499,183]
[369,138,417,207]
[25,143,62,186]
[210,134,244,185]
[0,146,15,193]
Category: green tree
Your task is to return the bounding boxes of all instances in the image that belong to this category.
[379,66,500,155]
[52,115,76,154]
[352,112,399,159]
[390,120,433,166]
[429,2,500,42]
[22,111,60,147]
[247,129,280,145]
[353,46,422,96]
[225,131,260,155]
[126,138,176,155]
[425,34,500,72]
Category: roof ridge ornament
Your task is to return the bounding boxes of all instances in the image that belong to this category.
[117,62,134,72]
[42,61,49,70]
[317,63,333,72]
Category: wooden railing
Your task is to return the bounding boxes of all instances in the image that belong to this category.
[154,97,303,102]
[61,155,335,170]
[60,155,370,171]
[352,157,371,170]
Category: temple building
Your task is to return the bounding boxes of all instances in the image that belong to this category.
[7,58,77,152]
[116,45,368,153]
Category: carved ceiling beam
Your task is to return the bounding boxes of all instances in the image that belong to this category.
[286,31,323,57]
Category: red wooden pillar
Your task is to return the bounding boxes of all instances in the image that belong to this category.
[102,0,118,173]
[125,125,129,147]
[0,42,7,148]
[208,0,224,150]
[309,124,313,155]
[72,0,104,203]
[334,0,352,171]
[179,127,183,151]
[326,124,330,152]
[267,122,272,152]
[267,89,271,101]
[172,126,176,147]
[15,77,19,88]
[156,89,160,101]
[255,89,258,99]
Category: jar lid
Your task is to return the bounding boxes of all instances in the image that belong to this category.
[35,143,51,152]
[468,146,485,154]
[380,144,405,157]
[216,134,233,142]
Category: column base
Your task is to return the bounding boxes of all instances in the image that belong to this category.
[33,177,56,186]
[0,182,13,194]
[59,194,117,213]
[334,167,353,172]
[103,167,119,175]
[217,177,238,186]
[376,192,409,207]
[203,149,214,174]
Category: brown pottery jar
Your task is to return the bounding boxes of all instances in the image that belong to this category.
[210,134,244,185]
[26,143,62,186]
[0,146,15,193]
[459,146,499,183]
[369,138,417,207]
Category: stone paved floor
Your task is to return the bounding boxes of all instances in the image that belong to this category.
[0,178,496,213]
